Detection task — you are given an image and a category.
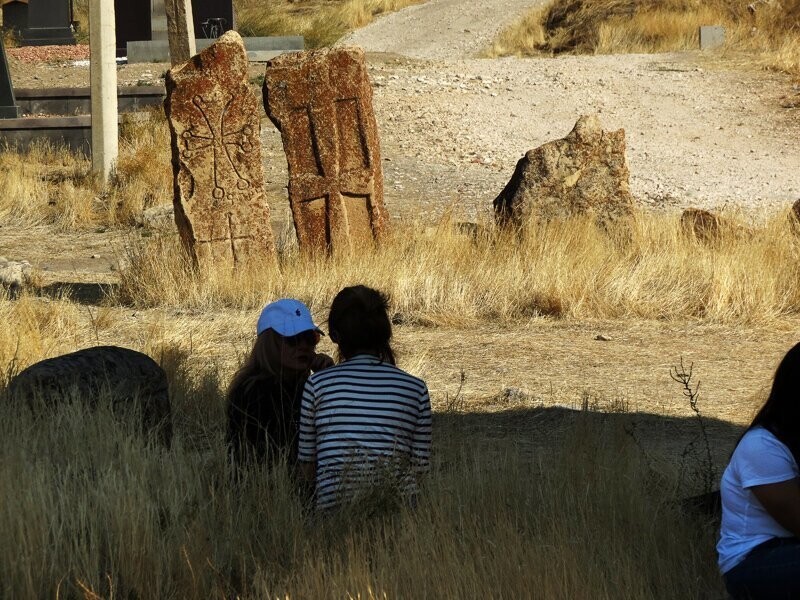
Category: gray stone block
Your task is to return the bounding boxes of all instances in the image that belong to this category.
[699,26,725,50]
[127,36,304,63]
[15,86,165,116]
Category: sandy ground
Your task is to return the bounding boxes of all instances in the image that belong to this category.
[3,2,800,462]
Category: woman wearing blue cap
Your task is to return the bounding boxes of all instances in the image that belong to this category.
[227,299,334,470]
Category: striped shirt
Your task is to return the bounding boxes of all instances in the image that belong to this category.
[298,354,432,511]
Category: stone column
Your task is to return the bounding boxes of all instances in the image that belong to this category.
[151,0,168,41]
[0,37,21,119]
[165,0,197,65]
[89,0,118,183]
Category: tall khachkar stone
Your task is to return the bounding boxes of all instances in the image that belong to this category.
[263,47,389,254]
[164,31,276,268]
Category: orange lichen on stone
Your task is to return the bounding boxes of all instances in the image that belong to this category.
[263,47,389,254]
[165,30,275,268]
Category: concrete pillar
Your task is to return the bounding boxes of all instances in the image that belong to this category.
[165,0,197,65]
[89,0,118,183]
[151,0,168,41]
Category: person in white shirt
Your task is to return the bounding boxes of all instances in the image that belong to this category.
[297,285,432,512]
[718,342,800,599]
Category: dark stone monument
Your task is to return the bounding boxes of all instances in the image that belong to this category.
[21,0,75,46]
[114,0,151,57]
[2,0,29,35]
[193,0,234,39]
[0,37,20,118]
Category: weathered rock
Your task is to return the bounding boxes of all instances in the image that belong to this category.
[8,346,172,446]
[139,204,176,231]
[494,114,634,226]
[0,256,31,297]
[263,47,390,254]
[165,30,276,268]
[681,208,721,242]
[790,199,800,232]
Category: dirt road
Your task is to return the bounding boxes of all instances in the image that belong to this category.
[342,0,539,59]
[340,1,800,219]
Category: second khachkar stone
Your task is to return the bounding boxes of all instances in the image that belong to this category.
[263,47,390,254]
[164,30,275,268]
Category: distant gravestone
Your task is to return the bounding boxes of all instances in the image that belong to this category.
[165,31,276,268]
[193,0,234,39]
[20,0,74,46]
[263,47,390,254]
[114,0,151,57]
[2,0,29,35]
[0,37,20,118]
[699,26,725,51]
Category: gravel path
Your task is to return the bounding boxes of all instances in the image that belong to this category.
[340,0,800,219]
[342,0,540,59]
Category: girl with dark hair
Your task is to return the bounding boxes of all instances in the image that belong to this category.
[227,299,333,468]
[718,342,800,599]
[297,285,432,511]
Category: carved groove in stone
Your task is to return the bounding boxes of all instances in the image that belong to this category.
[165,30,275,268]
[264,47,389,254]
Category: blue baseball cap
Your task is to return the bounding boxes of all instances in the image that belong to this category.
[257,299,323,337]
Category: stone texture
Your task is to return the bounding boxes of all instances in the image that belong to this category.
[165,0,196,66]
[165,30,276,267]
[493,114,634,226]
[0,256,31,297]
[263,47,389,254]
[791,199,800,231]
[8,346,173,446]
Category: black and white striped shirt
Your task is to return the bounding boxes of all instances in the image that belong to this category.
[298,354,432,510]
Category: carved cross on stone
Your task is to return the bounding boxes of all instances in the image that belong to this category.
[263,47,389,254]
[180,91,255,200]
[165,31,275,268]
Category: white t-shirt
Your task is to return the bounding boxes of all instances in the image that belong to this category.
[717,426,799,573]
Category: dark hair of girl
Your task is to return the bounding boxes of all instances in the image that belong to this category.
[328,285,396,365]
[741,341,800,464]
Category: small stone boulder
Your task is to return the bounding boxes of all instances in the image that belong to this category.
[494,115,634,226]
[0,256,31,298]
[8,346,172,446]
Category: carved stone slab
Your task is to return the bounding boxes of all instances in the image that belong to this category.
[263,47,389,254]
[165,30,275,267]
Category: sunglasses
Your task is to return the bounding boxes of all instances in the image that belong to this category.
[282,330,321,347]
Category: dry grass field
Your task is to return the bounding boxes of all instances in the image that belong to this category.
[2,3,800,593]
[487,0,800,77]
[2,110,800,595]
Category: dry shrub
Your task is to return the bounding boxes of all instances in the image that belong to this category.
[0,111,172,230]
[0,370,724,597]
[117,209,800,325]
[488,0,800,76]
[235,0,425,47]
[112,111,173,226]
[0,142,98,229]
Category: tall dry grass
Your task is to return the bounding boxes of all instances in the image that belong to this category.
[0,111,172,230]
[487,0,800,77]
[115,210,800,326]
[0,357,725,597]
[235,0,425,47]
